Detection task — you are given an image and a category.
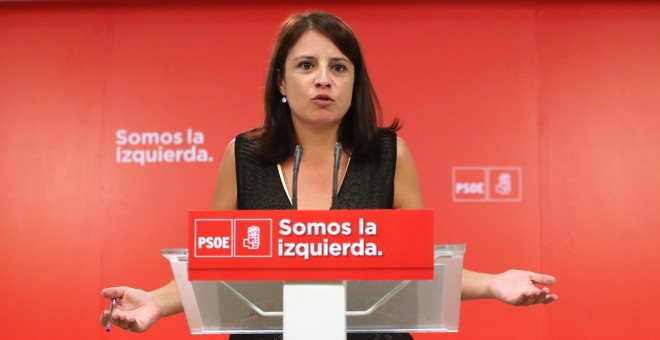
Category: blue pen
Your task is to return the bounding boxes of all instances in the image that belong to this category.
[105,298,116,332]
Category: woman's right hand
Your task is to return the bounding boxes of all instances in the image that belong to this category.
[99,286,163,333]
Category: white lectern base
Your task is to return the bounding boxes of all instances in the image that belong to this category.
[284,281,347,340]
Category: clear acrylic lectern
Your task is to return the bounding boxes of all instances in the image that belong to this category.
[162,244,464,335]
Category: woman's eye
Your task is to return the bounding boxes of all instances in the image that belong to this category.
[299,62,313,70]
[332,64,347,72]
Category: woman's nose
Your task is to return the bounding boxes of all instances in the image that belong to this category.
[314,68,331,88]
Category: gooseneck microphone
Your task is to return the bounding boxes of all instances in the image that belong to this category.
[331,142,343,210]
[291,145,303,210]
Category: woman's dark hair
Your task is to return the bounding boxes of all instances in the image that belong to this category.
[250,11,399,163]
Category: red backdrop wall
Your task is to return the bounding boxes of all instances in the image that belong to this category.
[1,1,658,339]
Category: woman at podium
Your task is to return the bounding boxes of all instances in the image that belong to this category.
[100,11,557,339]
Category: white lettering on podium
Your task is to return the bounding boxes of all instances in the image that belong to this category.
[278,239,382,260]
[198,236,230,249]
[279,219,352,236]
[275,218,384,259]
[358,218,378,235]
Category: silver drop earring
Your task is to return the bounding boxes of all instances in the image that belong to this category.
[281,96,287,103]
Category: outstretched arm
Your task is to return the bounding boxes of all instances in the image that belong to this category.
[462,269,558,305]
[99,280,182,332]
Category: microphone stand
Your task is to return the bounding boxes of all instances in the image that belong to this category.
[331,143,343,210]
[291,145,302,210]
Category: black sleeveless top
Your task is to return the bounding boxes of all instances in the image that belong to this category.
[235,130,397,210]
[231,130,413,340]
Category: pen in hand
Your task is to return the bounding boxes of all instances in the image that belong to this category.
[105,298,117,332]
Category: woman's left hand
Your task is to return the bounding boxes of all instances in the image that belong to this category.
[488,269,558,306]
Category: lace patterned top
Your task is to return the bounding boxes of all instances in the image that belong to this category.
[235,130,397,210]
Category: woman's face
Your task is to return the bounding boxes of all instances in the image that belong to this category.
[279,30,355,130]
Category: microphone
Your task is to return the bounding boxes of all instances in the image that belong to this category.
[292,145,303,210]
[331,143,343,209]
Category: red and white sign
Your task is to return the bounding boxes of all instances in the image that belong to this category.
[189,210,434,281]
[452,167,522,202]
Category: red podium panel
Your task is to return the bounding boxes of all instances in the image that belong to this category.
[188,210,434,281]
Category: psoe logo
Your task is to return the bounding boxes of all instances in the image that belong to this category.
[235,219,272,257]
[194,218,272,258]
[452,167,522,202]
